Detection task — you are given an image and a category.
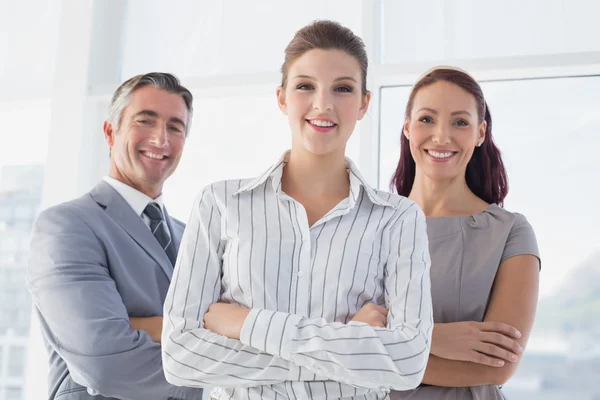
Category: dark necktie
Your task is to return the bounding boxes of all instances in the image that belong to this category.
[143,202,177,266]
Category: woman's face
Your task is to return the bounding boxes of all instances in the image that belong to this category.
[277,49,370,158]
[404,80,486,182]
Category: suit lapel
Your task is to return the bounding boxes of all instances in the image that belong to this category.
[90,181,173,280]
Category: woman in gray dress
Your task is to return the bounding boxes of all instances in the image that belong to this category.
[389,66,541,400]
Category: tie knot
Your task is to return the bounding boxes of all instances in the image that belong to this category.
[144,202,164,221]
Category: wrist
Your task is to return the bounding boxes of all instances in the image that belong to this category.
[430,323,443,356]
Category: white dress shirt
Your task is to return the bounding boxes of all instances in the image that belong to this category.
[103,176,170,240]
[162,152,433,400]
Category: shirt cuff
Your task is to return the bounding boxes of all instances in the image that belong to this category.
[240,308,302,359]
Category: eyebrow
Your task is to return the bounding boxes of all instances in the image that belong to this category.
[292,74,357,83]
[132,110,186,128]
[416,107,472,117]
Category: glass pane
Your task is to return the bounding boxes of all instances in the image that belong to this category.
[380,0,447,64]
[8,346,25,378]
[378,75,600,399]
[0,0,62,92]
[5,387,23,400]
[0,100,49,394]
[0,101,51,171]
[380,0,600,63]
[121,0,362,78]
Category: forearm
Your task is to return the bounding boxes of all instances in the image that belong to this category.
[130,316,163,343]
[68,344,200,399]
[162,318,326,388]
[240,309,430,391]
[35,308,200,399]
[422,354,503,387]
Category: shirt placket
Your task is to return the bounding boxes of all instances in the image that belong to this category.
[290,200,312,317]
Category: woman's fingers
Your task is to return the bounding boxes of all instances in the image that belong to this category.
[479,321,521,339]
[474,341,519,363]
[481,331,523,356]
[468,350,507,367]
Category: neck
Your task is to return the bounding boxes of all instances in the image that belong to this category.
[408,170,484,217]
[282,148,349,198]
[108,166,161,199]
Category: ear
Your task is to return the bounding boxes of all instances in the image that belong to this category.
[103,120,116,148]
[357,91,372,121]
[478,120,487,146]
[276,86,287,115]
[403,119,411,140]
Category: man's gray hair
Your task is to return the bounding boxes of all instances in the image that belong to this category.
[108,72,194,136]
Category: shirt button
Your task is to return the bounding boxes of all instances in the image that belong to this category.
[297,271,304,278]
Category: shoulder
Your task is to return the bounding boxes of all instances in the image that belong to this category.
[384,192,425,220]
[36,194,96,228]
[375,193,426,235]
[491,207,540,265]
[191,179,250,210]
[30,195,103,255]
[510,212,533,229]
[485,205,536,236]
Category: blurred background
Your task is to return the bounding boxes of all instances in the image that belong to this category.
[0,0,598,399]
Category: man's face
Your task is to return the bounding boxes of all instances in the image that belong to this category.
[104,86,188,198]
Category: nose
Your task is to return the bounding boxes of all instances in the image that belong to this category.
[149,124,169,148]
[312,88,333,112]
[431,124,451,145]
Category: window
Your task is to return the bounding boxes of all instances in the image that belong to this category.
[380,0,600,64]
[13,206,32,222]
[378,75,600,399]
[8,346,25,378]
[0,93,51,400]
[5,387,23,400]
[0,0,62,93]
[121,0,362,79]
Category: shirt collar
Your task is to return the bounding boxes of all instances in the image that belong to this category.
[234,151,396,209]
[102,176,165,217]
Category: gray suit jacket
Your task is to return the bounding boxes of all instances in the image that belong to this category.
[27,181,203,400]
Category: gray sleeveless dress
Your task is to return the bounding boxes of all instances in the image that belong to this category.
[390,204,540,400]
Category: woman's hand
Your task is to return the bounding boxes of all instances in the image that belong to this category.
[203,303,251,340]
[432,321,523,367]
[350,303,389,327]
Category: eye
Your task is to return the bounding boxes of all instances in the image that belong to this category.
[418,116,433,124]
[454,119,469,127]
[138,119,151,124]
[296,83,314,90]
[168,125,183,133]
[335,86,353,93]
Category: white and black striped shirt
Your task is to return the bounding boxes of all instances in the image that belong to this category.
[162,153,433,400]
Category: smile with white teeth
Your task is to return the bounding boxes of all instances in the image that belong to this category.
[427,150,455,159]
[308,119,336,127]
[142,151,166,160]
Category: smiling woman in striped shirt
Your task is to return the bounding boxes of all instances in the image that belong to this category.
[162,20,434,400]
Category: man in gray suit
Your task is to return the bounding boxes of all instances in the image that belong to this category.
[27,73,203,399]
